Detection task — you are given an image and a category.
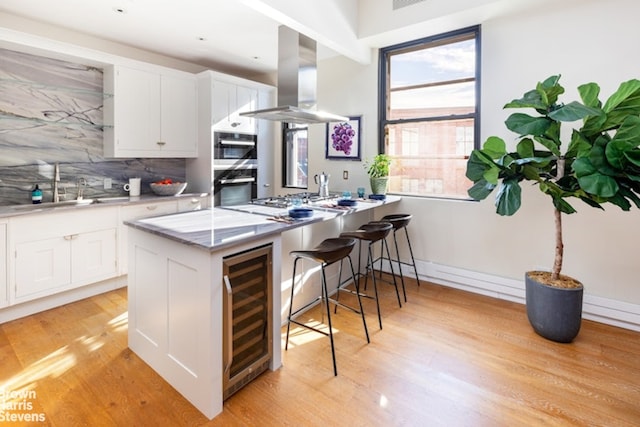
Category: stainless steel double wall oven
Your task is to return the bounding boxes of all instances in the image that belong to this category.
[213,131,258,206]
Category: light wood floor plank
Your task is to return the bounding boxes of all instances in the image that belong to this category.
[1,280,639,426]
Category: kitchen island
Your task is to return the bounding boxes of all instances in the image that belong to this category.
[124,196,400,419]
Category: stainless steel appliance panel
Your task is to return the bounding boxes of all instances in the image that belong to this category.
[214,131,257,161]
[214,167,257,206]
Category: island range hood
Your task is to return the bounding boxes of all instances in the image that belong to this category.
[240,26,349,125]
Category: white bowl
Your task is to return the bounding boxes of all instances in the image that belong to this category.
[150,182,187,196]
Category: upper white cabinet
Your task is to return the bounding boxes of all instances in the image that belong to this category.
[211,79,258,134]
[104,65,198,158]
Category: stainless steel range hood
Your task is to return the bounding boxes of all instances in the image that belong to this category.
[240,26,348,125]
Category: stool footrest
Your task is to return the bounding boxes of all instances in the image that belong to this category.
[327,297,364,315]
[288,319,330,337]
[289,296,323,320]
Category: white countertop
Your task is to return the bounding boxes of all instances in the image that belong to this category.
[125,196,401,251]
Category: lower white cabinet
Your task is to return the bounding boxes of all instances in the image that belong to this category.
[10,208,118,304]
[0,222,7,309]
[14,229,116,302]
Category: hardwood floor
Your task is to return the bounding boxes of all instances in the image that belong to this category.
[1,276,639,426]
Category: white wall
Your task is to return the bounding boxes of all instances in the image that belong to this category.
[317,0,640,328]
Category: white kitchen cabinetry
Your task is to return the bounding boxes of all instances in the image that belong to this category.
[117,195,208,274]
[188,70,276,197]
[10,208,118,304]
[211,79,258,134]
[118,200,178,275]
[0,222,7,309]
[177,194,210,211]
[104,65,198,158]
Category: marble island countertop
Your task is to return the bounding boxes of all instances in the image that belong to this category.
[125,196,401,252]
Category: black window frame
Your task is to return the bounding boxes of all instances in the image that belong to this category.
[377,25,481,199]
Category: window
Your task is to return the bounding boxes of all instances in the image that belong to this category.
[283,123,308,188]
[379,26,480,199]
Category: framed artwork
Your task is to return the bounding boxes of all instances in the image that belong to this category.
[326,115,361,160]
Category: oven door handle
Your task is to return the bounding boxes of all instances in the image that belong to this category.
[219,140,255,147]
[223,275,234,374]
[219,177,256,184]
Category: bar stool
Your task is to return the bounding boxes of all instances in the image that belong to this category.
[373,214,421,300]
[338,222,401,330]
[285,237,369,376]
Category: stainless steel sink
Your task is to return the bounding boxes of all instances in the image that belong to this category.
[95,196,131,203]
[11,199,96,211]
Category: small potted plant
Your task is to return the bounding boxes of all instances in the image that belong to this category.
[465,75,640,342]
[365,153,391,195]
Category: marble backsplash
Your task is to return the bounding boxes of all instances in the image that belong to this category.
[0,48,186,206]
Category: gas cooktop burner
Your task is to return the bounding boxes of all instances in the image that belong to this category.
[251,192,341,208]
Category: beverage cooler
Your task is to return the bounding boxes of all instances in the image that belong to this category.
[222,243,273,399]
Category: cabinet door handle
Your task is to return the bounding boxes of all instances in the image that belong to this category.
[64,234,79,240]
[156,141,166,146]
[146,205,158,211]
[223,275,233,374]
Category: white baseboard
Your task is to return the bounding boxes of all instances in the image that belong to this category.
[386,259,640,333]
[0,276,127,324]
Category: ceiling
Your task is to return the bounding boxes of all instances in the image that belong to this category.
[0,0,293,77]
[0,0,551,79]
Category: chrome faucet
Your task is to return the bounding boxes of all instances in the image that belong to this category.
[52,162,60,203]
[77,177,87,200]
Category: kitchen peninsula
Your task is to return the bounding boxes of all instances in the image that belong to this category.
[124,196,400,419]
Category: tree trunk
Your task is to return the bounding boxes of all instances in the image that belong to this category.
[552,207,563,280]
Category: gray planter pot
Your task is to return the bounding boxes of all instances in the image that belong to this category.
[525,272,583,343]
[370,177,389,195]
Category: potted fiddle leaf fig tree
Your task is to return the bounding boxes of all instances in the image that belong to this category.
[466,75,640,342]
[365,153,391,195]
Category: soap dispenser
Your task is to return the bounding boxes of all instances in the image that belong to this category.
[31,184,43,204]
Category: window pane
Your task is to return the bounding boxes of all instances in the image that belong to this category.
[386,119,474,198]
[389,81,475,119]
[389,38,476,89]
[284,126,308,188]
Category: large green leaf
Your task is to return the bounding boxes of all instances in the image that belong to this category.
[606,192,632,211]
[577,171,619,197]
[553,197,577,215]
[618,186,640,209]
[504,89,546,111]
[505,113,551,136]
[465,150,492,181]
[534,136,561,156]
[516,138,534,158]
[566,130,591,158]
[605,116,640,169]
[494,179,522,216]
[624,149,640,168]
[589,142,618,176]
[481,136,507,158]
[578,82,602,109]
[548,101,602,122]
[467,179,495,201]
[602,79,640,113]
[538,75,564,106]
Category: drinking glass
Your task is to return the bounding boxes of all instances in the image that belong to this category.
[342,191,352,199]
[357,187,366,198]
